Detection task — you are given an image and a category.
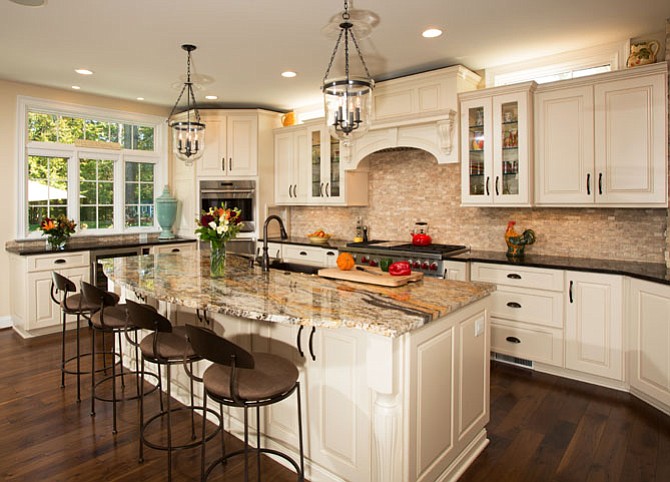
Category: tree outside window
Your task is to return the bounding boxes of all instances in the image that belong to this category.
[80,158,115,230]
[27,155,68,232]
[125,162,155,228]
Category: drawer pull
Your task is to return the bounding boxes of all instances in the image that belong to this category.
[296,325,305,358]
[506,336,521,344]
[54,259,67,264]
[506,273,522,280]
[326,251,335,256]
[299,251,307,256]
[569,280,574,303]
[506,301,522,309]
[171,248,181,253]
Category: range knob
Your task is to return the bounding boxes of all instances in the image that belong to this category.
[369,258,379,267]
[361,256,368,264]
[421,261,429,270]
[429,262,438,271]
[412,259,421,269]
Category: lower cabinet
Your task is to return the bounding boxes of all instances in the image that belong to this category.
[255,322,372,481]
[149,241,196,255]
[629,278,670,411]
[282,244,338,268]
[565,271,624,381]
[9,251,91,337]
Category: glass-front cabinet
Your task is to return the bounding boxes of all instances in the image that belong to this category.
[308,124,341,203]
[460,82,534,206]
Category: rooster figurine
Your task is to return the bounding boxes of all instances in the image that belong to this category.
[505,221,536,257]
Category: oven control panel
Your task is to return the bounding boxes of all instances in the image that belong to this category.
[352,253,442,277]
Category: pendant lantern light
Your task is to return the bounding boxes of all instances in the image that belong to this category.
[322,0,375,141]
[168,44,205,166]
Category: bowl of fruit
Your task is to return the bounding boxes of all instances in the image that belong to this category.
[306,229,332,245]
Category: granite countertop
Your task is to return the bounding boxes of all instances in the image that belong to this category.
[450,250,670,285]
[5,235,197,256]
[104,251,495,338]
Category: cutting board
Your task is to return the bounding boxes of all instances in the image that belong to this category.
[317,266,423,287]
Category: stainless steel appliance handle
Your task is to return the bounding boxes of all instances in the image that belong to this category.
[200,189,255,195]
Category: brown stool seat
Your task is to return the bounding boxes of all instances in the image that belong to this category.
[60,292,101,315]
[139,326,198,361]
[90,304,127,330]
[203,353,298,401]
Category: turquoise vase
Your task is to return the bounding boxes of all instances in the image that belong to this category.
[156,186,177,239]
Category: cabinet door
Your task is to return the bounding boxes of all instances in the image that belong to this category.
[594,73,667,205]
[227,115,258,176]
[197,118,226,176]
[172,176,197,237]
[308,127,324,201]
[27,271,60,331]
[274,131,297,204]
[629,279,670,409]
[461,98,493,204]
[565,271,623,380]
[534,85,594,205]
[491,92,530,205]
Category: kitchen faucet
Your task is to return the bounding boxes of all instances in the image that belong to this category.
[261,215,288,271]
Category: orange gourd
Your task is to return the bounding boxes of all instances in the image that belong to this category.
[336,252,355,271]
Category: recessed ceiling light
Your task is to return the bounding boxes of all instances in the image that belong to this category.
[9,0,47,6]
[71,85,81,90]
[136,97,145,101]
[75,68,94,75]
[422,28,443,38]
[205,95,218,100]
[281,71,297,78]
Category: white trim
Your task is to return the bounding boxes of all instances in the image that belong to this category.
[17,95,168,239]
[485,40,629,87]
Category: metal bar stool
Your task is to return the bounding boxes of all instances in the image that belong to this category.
[50,271,101,402]
[185,324,305,482]
[125,300,221,482]
[80,281,157,434]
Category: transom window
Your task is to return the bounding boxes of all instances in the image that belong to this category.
[18,96,167,238]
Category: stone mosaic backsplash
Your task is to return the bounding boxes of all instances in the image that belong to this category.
[289,149,668,264]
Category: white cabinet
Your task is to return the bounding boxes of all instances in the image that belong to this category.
[274,120,368,207]
[471,262,564,367]
[459,82,535,206]
[274,127,309,204]
[9,251,91,338]
[565,271,624,381]
[443,260,469,281]
[629,278,670,413]
[149,241,196,255]
[255,322,372,481]
[196,113,258,177]
[534,63,667,207]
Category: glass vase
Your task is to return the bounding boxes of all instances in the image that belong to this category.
[46,235,67,251]
[210,240,226,278]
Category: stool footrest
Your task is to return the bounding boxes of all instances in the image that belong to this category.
[93,370,160,403]
[141,406,222,452]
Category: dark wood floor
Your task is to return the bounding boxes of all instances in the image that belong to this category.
[1,327,669,481]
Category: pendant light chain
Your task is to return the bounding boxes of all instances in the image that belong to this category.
[167,47,201,124]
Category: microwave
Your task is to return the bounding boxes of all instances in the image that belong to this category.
[199,180,256,234]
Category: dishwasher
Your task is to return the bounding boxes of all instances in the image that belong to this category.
[91,246,150,290]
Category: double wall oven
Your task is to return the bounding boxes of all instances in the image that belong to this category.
[199,180,256,256]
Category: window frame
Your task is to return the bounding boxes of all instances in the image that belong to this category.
[17,96,167,239]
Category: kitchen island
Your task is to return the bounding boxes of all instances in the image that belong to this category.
[106,252,495,482]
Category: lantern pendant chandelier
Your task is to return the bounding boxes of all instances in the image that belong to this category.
[168,44,205,165]
[322,0,375,141]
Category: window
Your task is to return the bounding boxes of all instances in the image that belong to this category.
[79,158,115,230]
[18,96,167,239]
[125,162,155,228]
[27,155,68,232]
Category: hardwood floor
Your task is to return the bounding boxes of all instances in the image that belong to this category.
[2,326,669,481]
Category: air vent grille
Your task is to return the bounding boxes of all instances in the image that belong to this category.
[491,352,534,369]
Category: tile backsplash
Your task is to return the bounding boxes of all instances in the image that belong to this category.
[289,149,668,264]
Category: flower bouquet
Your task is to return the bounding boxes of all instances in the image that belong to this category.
[195,204,243,277]
[40,214,76,250]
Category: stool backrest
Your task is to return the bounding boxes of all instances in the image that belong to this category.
[80,281,118,310]
[51,271,76,306]
[186,325,254,370]
[126,299,172,333]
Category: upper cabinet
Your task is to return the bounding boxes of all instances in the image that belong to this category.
[274,119,368,206]
[196,112,258,177]
[459,82,535,206]
[534,63,667,207]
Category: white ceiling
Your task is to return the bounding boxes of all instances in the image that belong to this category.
[1,0,668,113]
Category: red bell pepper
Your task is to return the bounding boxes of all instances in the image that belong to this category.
[388,261,411,276]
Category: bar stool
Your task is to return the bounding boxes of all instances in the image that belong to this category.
[185,324,305,482]
[50,272,100,402]
[125,300,221,482]
[81,281,154,434]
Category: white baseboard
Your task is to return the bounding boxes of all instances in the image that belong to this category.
[0,316,12,330]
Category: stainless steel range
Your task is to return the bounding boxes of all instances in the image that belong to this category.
[344,240,469,278]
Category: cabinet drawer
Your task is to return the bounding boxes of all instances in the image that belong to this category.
[28,251,90,272]
[282,244,326,266]
[490,287,563,329]
[151,242,196,255]
[491,320,563,367]
[471,262,564,291]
